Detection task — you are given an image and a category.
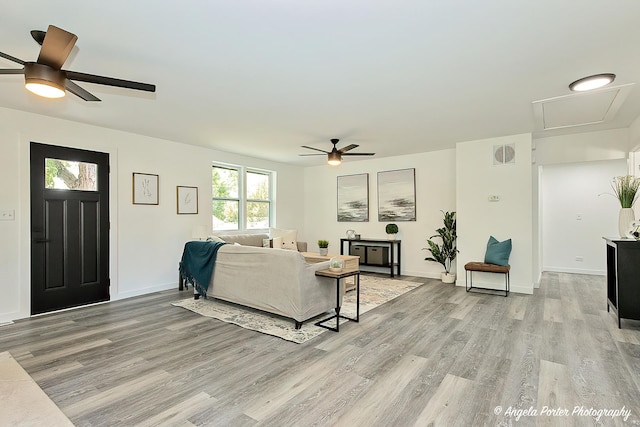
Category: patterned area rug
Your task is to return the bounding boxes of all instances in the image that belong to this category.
[172,275,422,343]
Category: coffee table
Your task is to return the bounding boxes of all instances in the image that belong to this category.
[314,268,360,332]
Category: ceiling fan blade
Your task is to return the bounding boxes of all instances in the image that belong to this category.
[301,145,329,154]
[37,25,78,69]
[299,153,326,156]
[65,79,100,101]
[65,70,156,92]
[0,68,24,74]
[338,144,359,153]
[0,51,25,66]
[342,152,375,156]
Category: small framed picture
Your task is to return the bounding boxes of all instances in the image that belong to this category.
[177,186,198,214]
[132,173,159,205]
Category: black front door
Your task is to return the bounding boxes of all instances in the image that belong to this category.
[30,142,110,315]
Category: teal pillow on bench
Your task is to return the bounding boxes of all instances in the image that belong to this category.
[484,236,512,266]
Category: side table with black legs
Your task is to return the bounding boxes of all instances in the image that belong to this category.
[314,268,360,332]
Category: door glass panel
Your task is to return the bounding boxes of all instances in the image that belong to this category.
[45,158,98,191]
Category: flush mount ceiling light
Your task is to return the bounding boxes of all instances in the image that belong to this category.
[569,73,616,92]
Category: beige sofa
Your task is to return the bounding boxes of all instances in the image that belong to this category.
[200,233,336,328]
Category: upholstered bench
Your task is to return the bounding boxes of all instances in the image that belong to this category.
[464,262,510,297]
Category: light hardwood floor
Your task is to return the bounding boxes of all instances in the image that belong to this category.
[1,272,639,426]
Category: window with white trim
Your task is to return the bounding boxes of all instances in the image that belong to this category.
[212,164,273,231]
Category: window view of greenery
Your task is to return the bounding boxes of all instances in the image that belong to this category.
[212,165,272,231]
[45,158,98,191]
[246,171,270,229]
[212,166,239,230]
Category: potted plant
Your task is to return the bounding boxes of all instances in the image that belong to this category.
[423,211,458,283]
[385,223,398,240]
[610,175,640,238]
[318,239,329,256]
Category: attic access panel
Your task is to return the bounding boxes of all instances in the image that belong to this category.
[532,84,634,131]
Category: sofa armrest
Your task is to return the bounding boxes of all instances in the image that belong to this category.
[297,241,307,252]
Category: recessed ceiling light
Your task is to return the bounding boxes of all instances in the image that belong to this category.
[569,73,616,92]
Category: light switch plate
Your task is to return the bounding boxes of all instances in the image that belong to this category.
[0,210,15,221]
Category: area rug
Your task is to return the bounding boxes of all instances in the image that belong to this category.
[172,275,422,344]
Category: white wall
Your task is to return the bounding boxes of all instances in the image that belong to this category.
[456,134,533,294]
[303,149,456,278]
[534,128,629,165]
[532,129,630,283]
[541,160,626,275]
[630,115,640,151]
[0,107,304,323]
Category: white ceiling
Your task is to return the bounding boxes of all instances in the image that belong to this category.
[1,1,640,166]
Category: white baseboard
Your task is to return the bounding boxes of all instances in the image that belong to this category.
[543,267,606,276]
[113,282,177,301]
[0,312,22,324]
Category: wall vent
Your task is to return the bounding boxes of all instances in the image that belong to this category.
[493,144,515,165]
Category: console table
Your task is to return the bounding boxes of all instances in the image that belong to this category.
[604,237,640,328]
[340,238,401,278]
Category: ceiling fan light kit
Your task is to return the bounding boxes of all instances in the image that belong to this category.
[569,73,616,92]
[0,24,156,101]
[24,63,66,98]
[328,151,342,166]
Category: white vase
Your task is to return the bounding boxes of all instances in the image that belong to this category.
[618,208,636,238]
[387,234,396,241]
[319,248,328,256]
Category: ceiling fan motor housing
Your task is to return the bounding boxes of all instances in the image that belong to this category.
[24,62,66,92]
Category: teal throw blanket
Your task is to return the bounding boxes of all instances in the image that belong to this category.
[179,241,226,297]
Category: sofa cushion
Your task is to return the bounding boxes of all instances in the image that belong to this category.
[214,233,268,247]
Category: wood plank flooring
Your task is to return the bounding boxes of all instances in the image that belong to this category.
[1,272,639,426]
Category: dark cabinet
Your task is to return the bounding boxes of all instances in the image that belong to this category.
[604,237,640,328]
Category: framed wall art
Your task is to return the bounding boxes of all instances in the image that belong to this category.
[177,186,198,214]
[132,172,159,205]
[377,168,416,221]
[337,173,369,222]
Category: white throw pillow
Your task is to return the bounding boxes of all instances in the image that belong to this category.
[269,228,297,250]
[207,236,225,243]
[271,236,283,249]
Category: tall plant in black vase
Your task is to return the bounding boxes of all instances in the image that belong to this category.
[424,211,458,283]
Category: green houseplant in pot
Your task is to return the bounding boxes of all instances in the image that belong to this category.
[610,175,640,238]
[385,223,398,240]
[318,239,329,256]
[424,211,458,283]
